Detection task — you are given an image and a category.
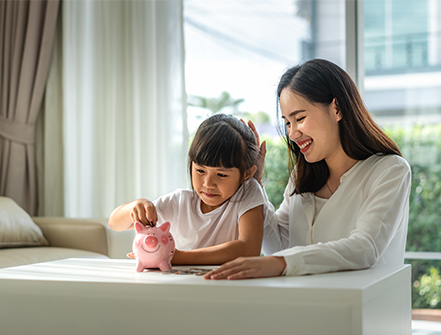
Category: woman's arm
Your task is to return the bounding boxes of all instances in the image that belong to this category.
[171,205,264,265]
[274,157,412,276]
[108,198,157,231]
[261,182,292,255]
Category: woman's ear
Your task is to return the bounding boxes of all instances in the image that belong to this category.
[244,165,258,181]
[332,98,342,121]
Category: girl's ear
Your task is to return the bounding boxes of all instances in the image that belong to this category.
[244,165,258,181]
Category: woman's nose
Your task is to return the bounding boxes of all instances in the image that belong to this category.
[289,127,301,141]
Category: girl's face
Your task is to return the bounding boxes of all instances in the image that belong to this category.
[191,162,244,214]
[280,88,343,164]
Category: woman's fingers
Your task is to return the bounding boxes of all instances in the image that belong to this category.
[204,256,287,280]
[204,260,249,280]
[247,120,260,146]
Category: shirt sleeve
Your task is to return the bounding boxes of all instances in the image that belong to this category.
[153,189,183,223]
[236,179,266,218]
[274,157,411,276]
[262,180,292,256]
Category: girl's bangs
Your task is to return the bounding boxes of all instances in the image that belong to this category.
[190,125,243,169]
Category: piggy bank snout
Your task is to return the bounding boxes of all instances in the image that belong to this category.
[145,235,158,248]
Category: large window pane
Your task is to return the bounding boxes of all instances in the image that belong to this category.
[184,0,346,208]
[364,0,441,310]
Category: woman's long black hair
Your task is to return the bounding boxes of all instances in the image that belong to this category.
[277,59,401,194]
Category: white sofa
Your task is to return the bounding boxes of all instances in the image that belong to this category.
[0,216,135,269]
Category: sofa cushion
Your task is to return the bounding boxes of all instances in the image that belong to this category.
[0,247,109,269]
[0,197,49,248]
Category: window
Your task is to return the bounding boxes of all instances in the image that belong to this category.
[364,0,441,310]
[184,0,346,208]
[185,0,441,311]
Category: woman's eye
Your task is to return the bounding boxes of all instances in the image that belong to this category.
[296,116,305,122]
[284,121,290,127]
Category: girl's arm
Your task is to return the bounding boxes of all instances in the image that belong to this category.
[108,198,157,231]
[171,205,264,265]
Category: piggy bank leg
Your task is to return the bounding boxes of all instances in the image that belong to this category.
[135,261,145,272]
[158,261,172,272]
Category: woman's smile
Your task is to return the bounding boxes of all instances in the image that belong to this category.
[297,139,313,153]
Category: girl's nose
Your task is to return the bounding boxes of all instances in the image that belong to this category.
[203,175,216,188]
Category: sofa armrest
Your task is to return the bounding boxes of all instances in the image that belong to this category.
[32,217,135,259]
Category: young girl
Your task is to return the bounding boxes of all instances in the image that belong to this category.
[108,113,267,265]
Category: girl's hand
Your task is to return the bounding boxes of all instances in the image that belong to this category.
[130,199,157,226]
[203,256,286,280]
[244,120,267,186]
[127,252,135,259]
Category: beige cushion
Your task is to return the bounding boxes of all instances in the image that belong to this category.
[0,247,109,269]
[0,197,49,248]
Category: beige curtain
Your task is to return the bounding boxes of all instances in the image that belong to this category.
[0,0,59,215]
[39,1,187,218]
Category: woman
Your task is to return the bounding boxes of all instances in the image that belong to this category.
[204,58,411,279]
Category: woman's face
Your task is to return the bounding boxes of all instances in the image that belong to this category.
[280,88,343,164]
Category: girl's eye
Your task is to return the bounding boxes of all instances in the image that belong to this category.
[196,169,205,174]
[284,121,290,127]
[217,173,228,178]
[296,116,305,122]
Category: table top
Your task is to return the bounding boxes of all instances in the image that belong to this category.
[0,258,410,298]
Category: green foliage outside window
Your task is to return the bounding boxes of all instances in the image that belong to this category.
[412,266,441,309]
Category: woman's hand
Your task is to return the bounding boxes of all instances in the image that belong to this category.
[203,256,286,280]
[130,199,157,227]
[241,119,267,186]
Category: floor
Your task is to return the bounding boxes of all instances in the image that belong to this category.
[413,320,441,335]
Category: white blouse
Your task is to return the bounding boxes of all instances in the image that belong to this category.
[262,154,411,276]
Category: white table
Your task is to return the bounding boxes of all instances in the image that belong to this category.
[0,258,411,335]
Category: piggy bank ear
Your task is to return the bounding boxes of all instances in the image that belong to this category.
[134,221,145,233]
[159,221,171,233]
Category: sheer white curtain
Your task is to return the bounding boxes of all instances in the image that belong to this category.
[40,0,188,218]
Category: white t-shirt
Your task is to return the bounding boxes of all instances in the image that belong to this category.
[153,178,267,250]
[262,154,411,276]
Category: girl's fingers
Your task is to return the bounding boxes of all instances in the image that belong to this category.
[130,207,144,224]
[145,203,158,226]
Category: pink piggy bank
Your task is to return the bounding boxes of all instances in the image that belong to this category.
[132,221,175,272]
